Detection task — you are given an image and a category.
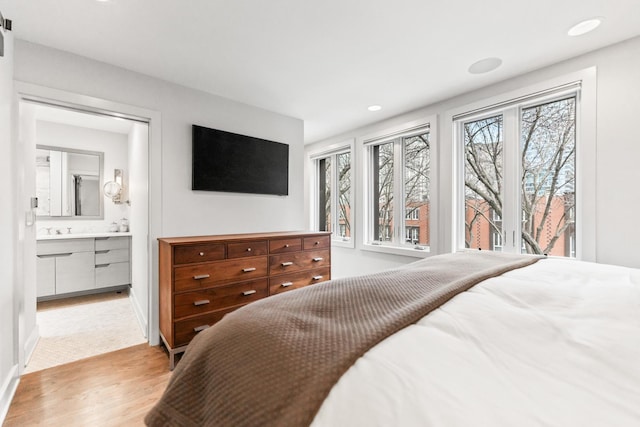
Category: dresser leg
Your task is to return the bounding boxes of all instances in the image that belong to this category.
[169,352,176,371]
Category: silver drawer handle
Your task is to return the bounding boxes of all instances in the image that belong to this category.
[314,241,320,245]
[242,290,257,296]
[313,257,324,262]
[284,244,290,248]
[199,252,205,256]
[193,325,209,333]
[281,262,293,267]
[95,264,111,268]
[95,250,110,254]
[242,267,257,272]
[193,274,210,280]
[281,282,294,288]
[312,275,323,280]
[37,254,62,259]
[193,299,210,306]
[39,252,72,257]
[246,247,252,252]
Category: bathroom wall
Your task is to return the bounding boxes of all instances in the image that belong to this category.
[34,120,131,235]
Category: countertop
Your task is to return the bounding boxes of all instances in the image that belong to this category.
[37,232,132,241]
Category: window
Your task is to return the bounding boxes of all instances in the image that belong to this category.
[367,125,431,250]
[492,229,503,251]
[406,208,420,220]
[405,226,420,244]
[456,90,577,257]
[314,147,352,243]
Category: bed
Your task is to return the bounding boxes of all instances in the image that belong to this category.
[145,251,640,426]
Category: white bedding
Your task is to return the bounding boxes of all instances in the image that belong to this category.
[312,258,640,426]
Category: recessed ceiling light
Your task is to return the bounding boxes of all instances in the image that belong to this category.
[567,18,602,36]
[368,105,382,112]
[468,57,502,75]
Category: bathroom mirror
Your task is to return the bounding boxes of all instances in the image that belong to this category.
[36,145,104,219]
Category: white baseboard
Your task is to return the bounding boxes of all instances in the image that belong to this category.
[0,364,19,425]
[129,289,148,339]
[23,325,40,367]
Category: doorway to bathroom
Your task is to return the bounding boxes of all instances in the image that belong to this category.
[18,95,153,373]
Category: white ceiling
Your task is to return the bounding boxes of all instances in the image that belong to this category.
[2,0,640,143]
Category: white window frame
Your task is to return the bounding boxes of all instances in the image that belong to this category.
[362,117,437,258]
[308,139,355,248]
[449,68,596,261]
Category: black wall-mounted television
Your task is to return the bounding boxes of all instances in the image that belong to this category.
[192,124,289,196]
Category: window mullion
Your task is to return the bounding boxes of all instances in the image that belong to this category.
[393,139,404,244]
[317,158,327,232]
[454,121,467,251]
[331,153,340,240]
[502,107,520,253]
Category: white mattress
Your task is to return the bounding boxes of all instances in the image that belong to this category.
[312,258,640,426]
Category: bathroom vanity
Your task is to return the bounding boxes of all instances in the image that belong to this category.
[36,233,131,299]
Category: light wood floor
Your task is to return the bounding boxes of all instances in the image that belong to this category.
[4,344,172,426]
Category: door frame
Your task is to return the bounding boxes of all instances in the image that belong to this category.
[15,82,162,371]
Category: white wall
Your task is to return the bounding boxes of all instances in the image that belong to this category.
[307,35,640,278]
[34,120,130,233]
[16,100,38,369]
[12,40,305,355]
[14,40,305,237]
[0,26,17,422]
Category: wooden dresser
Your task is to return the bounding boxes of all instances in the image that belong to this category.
[158,231,331,368]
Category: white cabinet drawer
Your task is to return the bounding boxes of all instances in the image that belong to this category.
[36,256,56,297]
[37,238,94,255]
[55,252,96,294]
[95,236,130,251]
[96,262,130,288]
[95,248,129,264]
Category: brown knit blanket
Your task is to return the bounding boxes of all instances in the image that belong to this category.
[146,251,540,427]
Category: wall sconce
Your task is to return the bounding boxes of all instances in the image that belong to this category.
[103,169,129,205]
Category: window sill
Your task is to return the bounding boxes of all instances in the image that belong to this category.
[331,238,354,249]
[362,243,431,258]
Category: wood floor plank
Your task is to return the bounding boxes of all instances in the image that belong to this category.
[4,344,171,426]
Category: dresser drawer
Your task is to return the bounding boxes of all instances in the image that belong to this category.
[304,235,331,250]
[269,249,330,275]
[96,262,131,288]
[269,267,331,295]
[174,279,268,319]
[174,243,225,265]
[269,238,302,254]
[95,248,129,264]
[174,256,269,292]
[228,240,268,259]
[95,236,130,251]
[174,306,241,347]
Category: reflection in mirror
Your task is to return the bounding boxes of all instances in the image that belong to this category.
[36,146,104,219]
